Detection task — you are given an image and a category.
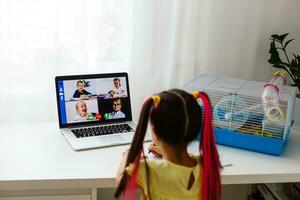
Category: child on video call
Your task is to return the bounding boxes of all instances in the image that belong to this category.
[73,80,91,100]
[115,89,222,200]
[110,78,125,98]
[74,100,91,121]
[108,98,125,119]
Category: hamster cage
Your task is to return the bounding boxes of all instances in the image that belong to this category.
[184,74,298,155]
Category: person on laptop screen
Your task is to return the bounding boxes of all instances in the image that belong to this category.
[74,100,95,122]
[108,78,126,98]
[73,80,91,99]
[108,98,125,119]
[106,90,116,99]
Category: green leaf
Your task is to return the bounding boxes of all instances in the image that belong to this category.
[294,54,300,67]
[271,34,280,40]
[290,55,300,77]
[290,59,297,74]
[271,33,289,43]
[284,38,294,48]
[272,64,285,69]
[268,56,281,65]
[296,56,300,76]
[268,58,275,64]
[268,40,282,64]
[294,79,300,91]
[296,55,300,63]
[278,33,289,42]
[269,40,277,54]
[291,58,297,68]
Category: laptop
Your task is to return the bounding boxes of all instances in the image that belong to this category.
[55,72,149,150]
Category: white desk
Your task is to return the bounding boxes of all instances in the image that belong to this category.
[0,122,300,198]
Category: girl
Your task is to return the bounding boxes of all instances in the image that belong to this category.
[115,89,222,200]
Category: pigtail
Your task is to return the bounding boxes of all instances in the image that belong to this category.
[114,97,153,199]
[194,91,222,200]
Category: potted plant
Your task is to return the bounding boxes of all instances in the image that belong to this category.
[268,33,300,97]
[268,33,300,127]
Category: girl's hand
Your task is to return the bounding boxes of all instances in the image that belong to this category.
[148,143,162,158]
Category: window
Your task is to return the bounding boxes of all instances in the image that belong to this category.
[0,0,132,121]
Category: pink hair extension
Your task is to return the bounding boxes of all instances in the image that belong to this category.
[122,150,143,200]
[198,92,222,200]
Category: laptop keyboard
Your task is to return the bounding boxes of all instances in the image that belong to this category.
[71,124,134,138]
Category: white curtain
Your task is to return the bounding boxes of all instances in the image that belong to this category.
[1,0,300,122]
[195,0,300,80]
[0,0,132,121]
[128,0,201,118]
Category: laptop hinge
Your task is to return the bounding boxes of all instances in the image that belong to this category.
[67,121,128,129]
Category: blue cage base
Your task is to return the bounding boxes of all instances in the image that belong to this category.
[214,127,291,156]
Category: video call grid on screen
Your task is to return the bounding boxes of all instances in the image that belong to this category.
[57,75,131,126]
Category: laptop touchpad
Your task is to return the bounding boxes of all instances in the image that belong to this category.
[100,135,124,144]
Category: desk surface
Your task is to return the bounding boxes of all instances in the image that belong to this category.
[0,122,300,190]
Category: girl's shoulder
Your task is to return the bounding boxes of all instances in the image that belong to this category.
[147,154,201,171]
[126,154,201,176]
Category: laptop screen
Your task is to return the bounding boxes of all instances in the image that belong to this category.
[55,73,132,128]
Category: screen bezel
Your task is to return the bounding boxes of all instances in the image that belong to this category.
[55,72,132,129]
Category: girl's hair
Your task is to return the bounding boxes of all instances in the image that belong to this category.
[114,89,221,200]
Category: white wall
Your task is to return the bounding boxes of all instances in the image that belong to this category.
[195,0,300,82]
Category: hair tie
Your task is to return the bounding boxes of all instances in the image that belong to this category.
[192,91,199,100]
[152,95,161,108]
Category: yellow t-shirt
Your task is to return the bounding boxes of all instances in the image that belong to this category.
[126,156,201,200]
